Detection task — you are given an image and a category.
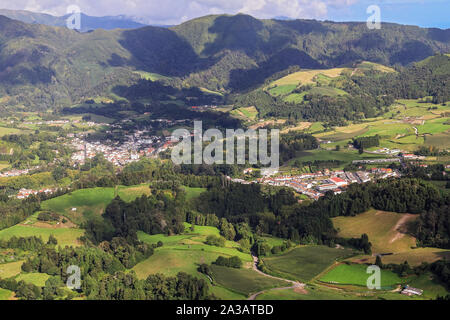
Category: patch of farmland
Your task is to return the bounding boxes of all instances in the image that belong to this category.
[0,225,84,247]
[319,263,404,287]
[268,84,297,96]
[332,210,417,254]
[262,246,357,282]
[41,185,150,224]
[425,132,450,148]
[209,264,287,296]
[0,261,23,278]
[15,273,50,287]
[0,288,13,300]
[350,248,450,266]
[272,68,348,87]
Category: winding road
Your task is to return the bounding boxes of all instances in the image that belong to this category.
[247,255,305,300]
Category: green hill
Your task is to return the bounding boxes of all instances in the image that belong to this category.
[0,13,449,110]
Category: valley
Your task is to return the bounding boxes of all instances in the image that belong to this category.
[0,9,448,303]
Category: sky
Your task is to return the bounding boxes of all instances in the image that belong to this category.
[0,0,448,28]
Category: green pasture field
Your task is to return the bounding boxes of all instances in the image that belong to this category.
[132,248,220,279]
[262,246,357,282]
[0,261,23,278]
[15,273,50,287]
[284,92,307,103]
[0,225,84,247]
[319,263,404,287]
[134,71,172,82]
[268,84,297,96]
[260,236,286,248]
[0,127,26,137]
[209,264,288,296]
[319,127,369,141]
[182,186,206,200]
[41,184,150,224]
[230,106,258,120]
[209,285,247,300]
[417,117,450,135]
[282,86,347,103]
[134,223,252,279]
[425,132,450,148]
[0,288,12,300]
[333,209,450,266]
[287,149,385,168]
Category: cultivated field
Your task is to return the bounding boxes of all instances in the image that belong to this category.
[271,68,348,87]
[0,288,13,300]
[262,246,357,282]
[319,263,404,287]
[0,261,23,278]
[209,264,287,296]
[0,225,84,247]
[333,210,417,254]
[333,210,450,266]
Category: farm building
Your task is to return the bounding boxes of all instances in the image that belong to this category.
[401,285,423,296]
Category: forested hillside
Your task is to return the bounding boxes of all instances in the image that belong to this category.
[0,13,448,110]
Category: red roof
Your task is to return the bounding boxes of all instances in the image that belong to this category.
[330,177,346,184]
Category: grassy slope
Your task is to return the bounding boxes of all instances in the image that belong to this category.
[0,288,12,300]
[0,261,23,278]
[332,209,450,265]
[0,225,84,247]
[133,223,292,300]
[15,272,50,287]
[182,186,207,200]
[333,210,417,253]
[41,184,150,224]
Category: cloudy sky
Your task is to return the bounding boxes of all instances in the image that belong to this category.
[0,0,448,28]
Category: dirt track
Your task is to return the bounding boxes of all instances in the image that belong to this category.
[247,255,305,300]
[389,214,416,244]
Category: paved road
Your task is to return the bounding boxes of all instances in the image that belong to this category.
[248,255,305,300]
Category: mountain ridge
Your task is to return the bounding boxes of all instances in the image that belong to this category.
[0,13,448,110]
[0,8,147,32]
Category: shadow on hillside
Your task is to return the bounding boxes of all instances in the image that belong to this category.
[115,26,218,77]
[228,48,323,92]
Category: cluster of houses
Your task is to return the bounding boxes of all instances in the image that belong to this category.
[246,167,401,201]
[69,131,176,167]
[0,166,40,178]
[16,187,56,199]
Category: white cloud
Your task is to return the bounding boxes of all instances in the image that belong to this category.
[0,0,361,24]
